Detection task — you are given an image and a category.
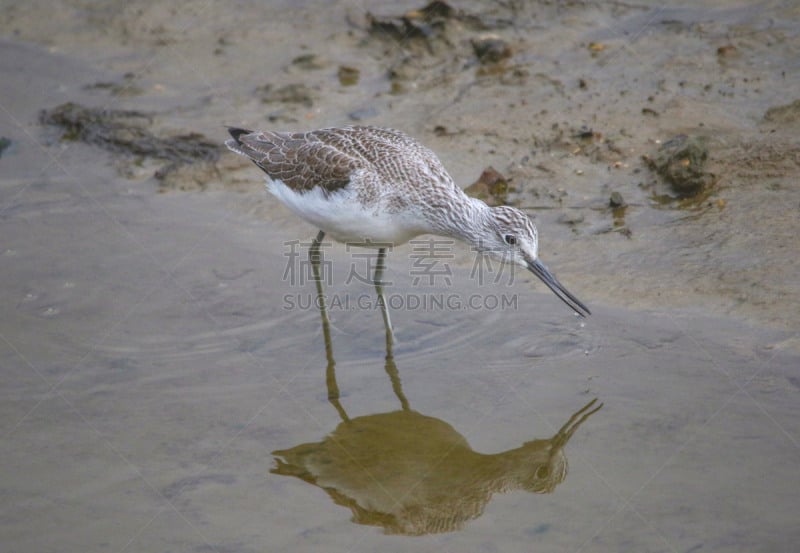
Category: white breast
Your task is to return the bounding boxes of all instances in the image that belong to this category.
[267,178,426,245]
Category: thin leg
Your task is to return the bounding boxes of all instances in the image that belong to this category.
[373,247,395,347]
[309,231,329,328]
[371,247,407,409]
[310,230,348,422]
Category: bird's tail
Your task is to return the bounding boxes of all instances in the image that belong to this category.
[224,126,254,157]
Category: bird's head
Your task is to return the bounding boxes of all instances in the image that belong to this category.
[479,206,591,317]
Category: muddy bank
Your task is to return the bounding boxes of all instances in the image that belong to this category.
[7,0,799,330]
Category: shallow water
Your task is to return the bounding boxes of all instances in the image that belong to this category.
[2,138,798,552]
[2,4,800,553]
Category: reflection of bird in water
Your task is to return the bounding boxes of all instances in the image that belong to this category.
[271,238,601,535]
[272,398,601,535]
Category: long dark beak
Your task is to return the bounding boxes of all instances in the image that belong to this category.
[526,258,591,317]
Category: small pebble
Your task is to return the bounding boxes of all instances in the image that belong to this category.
[337,65,359,86]
[471,36,512,64]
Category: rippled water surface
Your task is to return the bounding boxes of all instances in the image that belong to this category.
[3,148,797,552]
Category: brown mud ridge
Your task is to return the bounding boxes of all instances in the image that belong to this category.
[39,102,225,191]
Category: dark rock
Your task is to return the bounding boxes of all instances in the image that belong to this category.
[609,191,625,207]
[471,36,512,64]
[573,126,595,140]
[465,166,511,206]
[367,1,455,41]
[414,0,455,19]
[433,125,459,137]
[337,65,360,86]
[716,44,739,59]
[289,53,328,71]
[645,134,714,197]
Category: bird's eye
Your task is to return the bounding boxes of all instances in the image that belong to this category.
[503,234,517,246]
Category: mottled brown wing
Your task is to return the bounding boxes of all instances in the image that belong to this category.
[314,126,452,185]
[231,129,360,193]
